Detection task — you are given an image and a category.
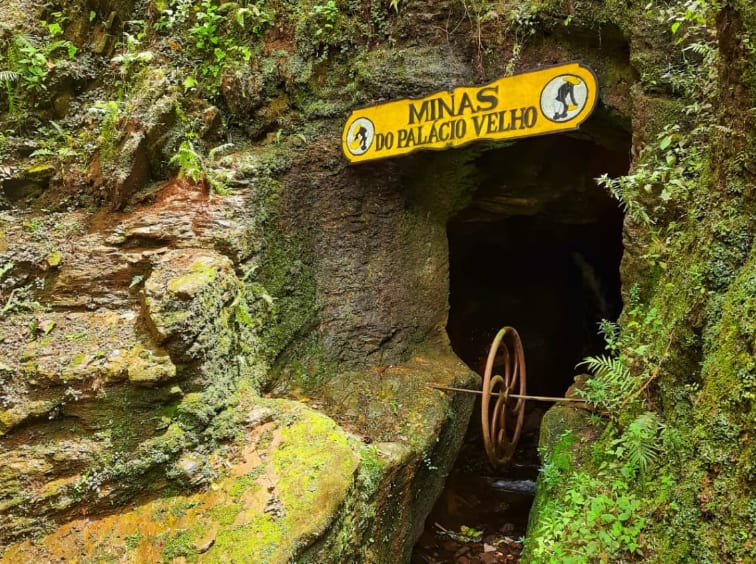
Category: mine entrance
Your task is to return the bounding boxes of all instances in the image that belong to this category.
[413,132,629,562]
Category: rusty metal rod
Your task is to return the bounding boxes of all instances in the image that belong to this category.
[426,383,586,403]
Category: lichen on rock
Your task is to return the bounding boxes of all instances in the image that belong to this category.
[144,248,241,361]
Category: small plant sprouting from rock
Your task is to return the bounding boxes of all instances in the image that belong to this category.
[576,283,671,416]
[90,100,122,164]
[0,70,20,115]
[531,420,666,561]
[170,138,205,184]
[311,1,340,39]
[169,135,234,194]
[614,412,664,479]
[153,0,265,96]
[111,20,153,99]
[2,285,43,315]
[0,32,76,116]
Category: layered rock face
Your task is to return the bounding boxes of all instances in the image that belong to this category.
[2,0,752,562]
[0,1,491,558]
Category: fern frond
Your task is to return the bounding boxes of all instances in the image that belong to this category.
[576,354,637,412]
[44,39,70,55]
[578,355,630,380]
[618,412,663,476]
[12,33,35,52]
[208,142,234,161]
[0,70,19,82]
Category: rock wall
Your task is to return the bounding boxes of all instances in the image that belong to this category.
[4,0,750,562]
[0,1,492,557]
[525,1,756,562]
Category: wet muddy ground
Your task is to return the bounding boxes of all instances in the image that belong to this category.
[412,406,545,564]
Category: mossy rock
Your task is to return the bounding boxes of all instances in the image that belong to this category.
[291,345,479,562]
[144,249,241,361]
[2,346,476,563]
[2,399,360,563]
[0,310,176,437]
[523,404,605,560]
[15,311,175,385]
[353,46,472,103]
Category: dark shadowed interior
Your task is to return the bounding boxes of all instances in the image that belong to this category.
[446,134,628,397]
[412,133,630,563]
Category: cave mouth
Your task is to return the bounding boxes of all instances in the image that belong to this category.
[412,133,628,562]
[447,133,627,400]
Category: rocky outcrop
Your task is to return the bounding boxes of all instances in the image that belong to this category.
[1,352,475,563]
[144,249,241,361]
[0,174,281,544]
[5,0,751,562]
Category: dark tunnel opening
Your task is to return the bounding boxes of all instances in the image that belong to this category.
[447,134,627,398]
[446,214,625,398]
[413,132,629,562]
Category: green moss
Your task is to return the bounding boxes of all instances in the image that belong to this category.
[637,247,756,560]
[355,444,389,495]
[162,529,198,560]
[209,503,242,526]
[257,217,318,363]
[228,469,264,500]
[185,404,358,562]
[0,400,58,436]
[166,261,218,296]
[116,344,176,384]
[211,515,284,562]
[272,409,358,534]
[25,163,56,175]
[272,332,339,393]
[69,352,87,367]
[124,531,143,550]
[352,47,460,102]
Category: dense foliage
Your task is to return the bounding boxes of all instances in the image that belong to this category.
[527,0,756,561]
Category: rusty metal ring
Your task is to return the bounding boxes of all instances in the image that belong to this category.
[481,327,527,469]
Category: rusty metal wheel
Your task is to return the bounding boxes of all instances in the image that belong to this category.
[481,327,527,468]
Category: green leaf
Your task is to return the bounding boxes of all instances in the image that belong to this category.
[183,76,198,91]
[46,250,62,267]
[0,261,15,279]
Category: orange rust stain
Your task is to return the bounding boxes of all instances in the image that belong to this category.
[149,177,208,210]
[86,177,208,236]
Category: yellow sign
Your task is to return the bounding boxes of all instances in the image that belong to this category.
[342,62,598,163]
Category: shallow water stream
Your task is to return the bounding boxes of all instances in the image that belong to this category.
[411,406,545,563]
